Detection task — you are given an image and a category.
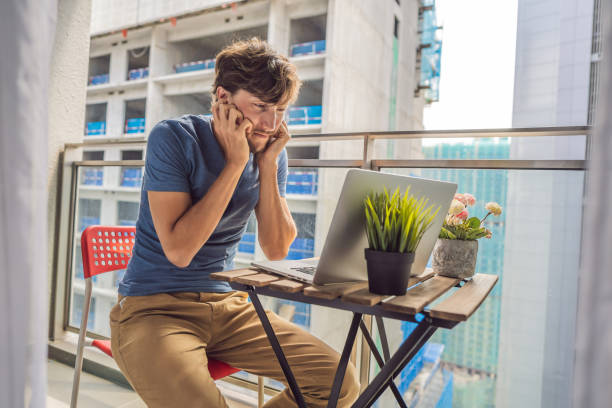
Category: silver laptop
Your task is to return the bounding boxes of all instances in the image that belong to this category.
[252,169,457,285]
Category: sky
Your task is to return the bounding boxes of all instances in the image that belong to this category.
[423,0,519,132]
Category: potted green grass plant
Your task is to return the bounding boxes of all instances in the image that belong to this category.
[364,187,440,295]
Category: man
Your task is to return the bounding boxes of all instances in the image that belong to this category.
[110,38,359,407]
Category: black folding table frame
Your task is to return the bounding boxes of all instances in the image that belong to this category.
[230,282,459,408]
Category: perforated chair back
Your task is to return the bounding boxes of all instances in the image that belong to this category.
[81,225,136,278]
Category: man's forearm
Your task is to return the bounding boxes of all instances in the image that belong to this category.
[166,163,244,266]
[256,164,297,260]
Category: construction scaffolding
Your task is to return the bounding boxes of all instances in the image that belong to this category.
[418,0,442,103]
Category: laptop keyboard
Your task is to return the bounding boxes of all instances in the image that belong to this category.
[290,266,317,275]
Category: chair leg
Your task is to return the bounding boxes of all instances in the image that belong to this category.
[71,279,93,408]
[258,376,264,408]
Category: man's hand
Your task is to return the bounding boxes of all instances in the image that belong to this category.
[211,101,253,167]
[255,120,290,170]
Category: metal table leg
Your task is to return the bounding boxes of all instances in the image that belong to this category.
[247,287,307,408]
[327,313,362,408]
[375,315,391,362]
[359,320,408,408]
[351,318,438,408]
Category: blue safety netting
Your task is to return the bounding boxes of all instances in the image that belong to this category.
[419,1,442,103]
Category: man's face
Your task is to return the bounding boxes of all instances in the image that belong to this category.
[217,88,287,153]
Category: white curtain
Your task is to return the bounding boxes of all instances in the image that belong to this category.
[0,0,57,406]
[572,1,612,407]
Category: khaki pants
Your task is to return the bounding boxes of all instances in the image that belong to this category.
[110,291,359,407]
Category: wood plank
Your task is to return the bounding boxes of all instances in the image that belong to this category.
[429,274,498,322]
[342,289,387,306]
[303,281,368,300]
[234,273,280,287]
[340,269,437,307]
[381,276,459,314]
[210,269,259,282]
[269,279,307,293]
[407,268,436,287]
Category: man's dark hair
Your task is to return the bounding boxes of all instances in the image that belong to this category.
[212,37,302,106]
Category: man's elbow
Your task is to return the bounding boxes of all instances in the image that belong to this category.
[265,249,289,261]
[165,248,192,268]
[263,231,297,261]
[263,242,292,260]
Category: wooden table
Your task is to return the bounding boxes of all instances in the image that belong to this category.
[211,266,497,408]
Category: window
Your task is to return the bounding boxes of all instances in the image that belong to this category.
[85,103,107,136]
[88,54,110,85]
[77,198,101,232]
[124,99,146,135]
[117,201,139,226]
[81,151,104,186]
[127,47,149,80]
[120,150,144,187]
[287,213,315,260]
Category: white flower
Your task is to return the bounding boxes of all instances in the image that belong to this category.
[445,214,462,226]
[485,202,502,216]
[449,199,465,216]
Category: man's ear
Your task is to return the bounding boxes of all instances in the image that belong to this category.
[216,86,230,103]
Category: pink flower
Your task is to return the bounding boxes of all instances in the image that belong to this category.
[463,193,476,206]
[454,193,467,205]
[485,228,492,239]
[456,210,469,220]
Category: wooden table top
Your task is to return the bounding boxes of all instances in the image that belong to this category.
[211,265,498,325]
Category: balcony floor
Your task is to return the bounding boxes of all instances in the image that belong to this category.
[47,359,145,407]
[47,359,253,407]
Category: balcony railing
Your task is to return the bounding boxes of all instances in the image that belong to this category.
[290,40,326,57]
[85,121,106,136]
[174,58,216,74]
[127,67,149,80]
[125,118,146,134]
[81,168,103,185]
[53,126,590,406]
[120,167,143,187]
[88,74,109,85]
[286,105,322,126]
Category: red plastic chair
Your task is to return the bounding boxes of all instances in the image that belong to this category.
[71,225,241,407]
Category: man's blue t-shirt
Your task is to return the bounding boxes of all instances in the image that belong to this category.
[118,114,287,296]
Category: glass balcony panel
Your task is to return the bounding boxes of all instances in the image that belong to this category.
[64,140,584,405]
[372,166,584,407]
[286,106,322,126]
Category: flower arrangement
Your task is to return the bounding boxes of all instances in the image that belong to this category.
[364,187,441,253]
[439,193,502,240]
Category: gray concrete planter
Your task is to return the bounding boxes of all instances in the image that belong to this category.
[432,238,478,279]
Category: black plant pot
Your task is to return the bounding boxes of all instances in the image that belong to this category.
[364,249,416,295]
